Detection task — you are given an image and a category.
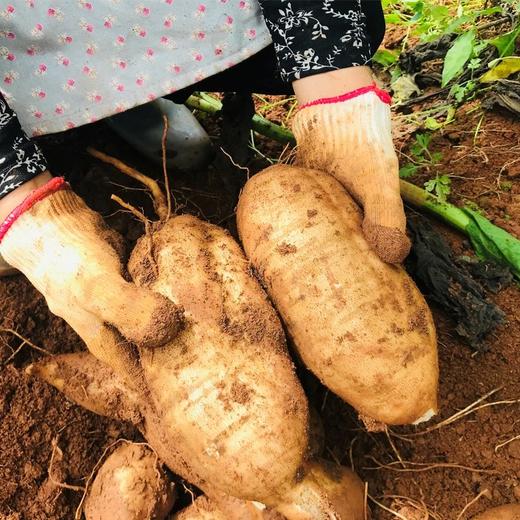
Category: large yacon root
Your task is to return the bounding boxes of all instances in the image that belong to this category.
[28,154,368,519]
[237,164,439,426]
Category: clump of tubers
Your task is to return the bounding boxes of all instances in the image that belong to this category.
[237,164,439,425]
[27,154,367,519]
[471,504,520,519]
[84,442,175,520]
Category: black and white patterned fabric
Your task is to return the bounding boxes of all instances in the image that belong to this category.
[258,0,385,81]
[0,93,47,201]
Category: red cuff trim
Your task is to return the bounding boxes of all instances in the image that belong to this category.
[0,177,68,243]
[299,83,392,110]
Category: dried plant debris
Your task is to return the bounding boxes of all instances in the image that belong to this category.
[406,217,508,350]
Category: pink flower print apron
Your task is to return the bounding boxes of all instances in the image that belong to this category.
[0,1,271,136]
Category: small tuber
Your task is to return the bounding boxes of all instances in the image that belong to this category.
[471,504,520,519]
[84,443,175,520]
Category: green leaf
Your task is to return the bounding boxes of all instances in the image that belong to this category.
[476,6,503,17]
[424,175,451,202]
[372,48,399,67]
[441,30,476,87]
[424,106,456,130]
[462,207,520,279]
[431,151,443,163]
[410,1,425,22]
[472,41,489,57]
[399,163,419,178]
[488,24,520,58]
[480,57,520,83]
[411,132,432,156]
[424,117,442,130]
[443,14,471,35]
[429,4,450,22]
[385,13,403,25]
[467,58,481,70]
[450,83,466,103]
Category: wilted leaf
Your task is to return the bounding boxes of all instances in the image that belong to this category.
[424,106,456,130]
[442,30,476,86]
[481,57,520,83]
[391,74,421,103]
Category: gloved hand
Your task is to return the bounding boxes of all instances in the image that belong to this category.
[292,84,410,264]
[0,177,183,380]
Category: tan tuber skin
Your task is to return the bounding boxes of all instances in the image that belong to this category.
[127,215,309,503]
[27,159,368,519]
[237,165,439,426]
[84,443,175,520]
[173,460,369,520]
[29,217,307,509]
[471,505,520,520]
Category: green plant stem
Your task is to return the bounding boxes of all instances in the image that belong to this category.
[399,179,471,233]
[186,93,296,145]
[186,94,221,115]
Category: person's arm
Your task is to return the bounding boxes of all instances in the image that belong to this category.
[0,93,51,220]
[0,93,51,274]
[0,93,183,381]
[257,1,410,263]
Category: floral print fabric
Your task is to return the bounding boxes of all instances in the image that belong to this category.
[257,0,384,81]
[0,92,47,200]
[0,0,272,137]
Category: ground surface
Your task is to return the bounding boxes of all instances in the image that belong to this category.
[0,100,519,520]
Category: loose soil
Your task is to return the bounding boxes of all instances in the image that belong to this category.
[0,102,518,519]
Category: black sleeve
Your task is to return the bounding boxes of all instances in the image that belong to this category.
[257,0,385,82]
[0,93,48,200]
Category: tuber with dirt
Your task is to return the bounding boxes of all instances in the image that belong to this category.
[84,442,175,520]
[471,504,520,519]
[237,164,439,426]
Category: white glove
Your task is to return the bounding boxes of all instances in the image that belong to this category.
[292,85,410,264]
[0,177,183,378]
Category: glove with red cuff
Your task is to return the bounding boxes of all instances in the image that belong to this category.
[0,178,183,383]
[292,84,410,264]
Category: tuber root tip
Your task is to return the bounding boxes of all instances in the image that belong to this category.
[412,408,437,425]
